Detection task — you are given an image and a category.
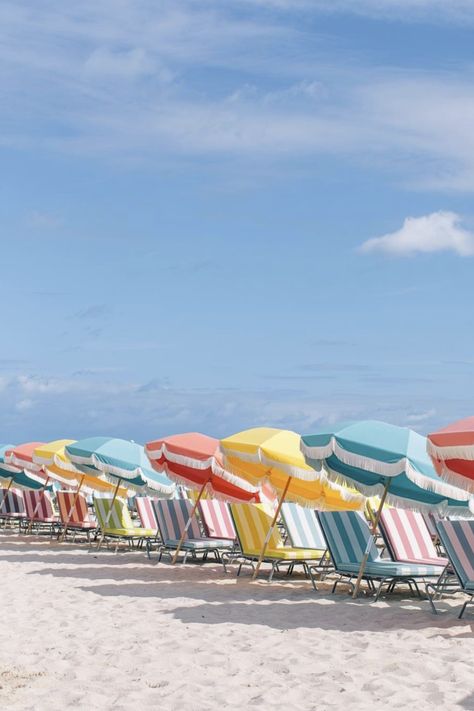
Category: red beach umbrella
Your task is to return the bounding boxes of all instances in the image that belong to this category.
[427,417,474,493]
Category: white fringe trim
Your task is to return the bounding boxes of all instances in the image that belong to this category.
[427,439,474,461]
[162,468,260,503]
[6,453,43,472]
[301,438,471,502]
[433,463,474,495]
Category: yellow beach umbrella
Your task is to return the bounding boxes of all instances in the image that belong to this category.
[220,427,364,578]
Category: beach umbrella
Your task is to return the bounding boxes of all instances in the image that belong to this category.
[66,438,175,528]
[33,440,128,540]
[301,420,473,597]
[4,442,53,530]
[0,444,45,510]
[220,427,365,579]
[145,432,262,563]
[427,417,474,493]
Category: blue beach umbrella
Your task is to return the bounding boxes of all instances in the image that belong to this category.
[301,421,473,597]
[65,437,176,497]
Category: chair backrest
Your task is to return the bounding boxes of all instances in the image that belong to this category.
[423,512,440,539]
[317,511,380,566]
[380,508,439,562]
[56,491,91,525]
[436,520,474,588]
[198,500,236,540]
[93,496,133,530]
[0,488,25,515]
[135,496,158,531]
[153,499,202,542]
[280,503,326,549]
[229,503,282,555]
[23,490,56,521]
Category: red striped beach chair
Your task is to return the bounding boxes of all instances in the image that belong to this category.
[427,519,474,618]
[56,490,98,542]
[0,488,26,529]
[22,490,60,535]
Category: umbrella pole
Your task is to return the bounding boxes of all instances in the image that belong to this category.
[27,476,51,534]
[252,475,292,581]
[59,475,86,542]
[0,478,14,513]
[352,478,390,599]
[171,478,209,565]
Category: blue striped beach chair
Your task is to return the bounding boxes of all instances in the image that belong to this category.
[317,510,445,601]
[280,503,332,576]
[426,519,474,618]
[152,499,234,564]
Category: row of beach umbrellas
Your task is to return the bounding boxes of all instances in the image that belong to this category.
[1,418,473,595]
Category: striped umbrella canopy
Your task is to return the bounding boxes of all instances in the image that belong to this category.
[65,437,175,496]
[427,417,474,494]
[301,420,472,598]
[300,420,472,514]
[145,433,261,502]
[33,440,128,496]
[220,427,365,579]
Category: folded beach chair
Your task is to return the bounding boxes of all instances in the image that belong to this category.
[0,488,26,529]
[426,519,474,619]
[152,499,234,564]
[135,496,159,533]
[93,495,156,552]
[317,510,445,601]
[22,490,61,535]
[198,500,236,541]
[379,508,449,568]
[56,490,98,542]
[280,503,332,575]
[229,503,325,587]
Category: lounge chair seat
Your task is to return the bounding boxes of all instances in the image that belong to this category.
[334,560,444,577]
[162,537,235,550]
[102,526,156,537]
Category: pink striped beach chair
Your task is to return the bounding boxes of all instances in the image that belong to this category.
[135,497,159,535]
[56,491,98,542]
[198,500,236,541]
[379,508,449,567]
[427,519,474,618]
[23,490,60,535]
[0,488,26,529]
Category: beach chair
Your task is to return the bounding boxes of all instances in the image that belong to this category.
[0,488,26,529]
[56,490,98,542]
[426,519,474,619]
[317,510,445,601]
[198,500,236,541]
[135,496,159,533]
[280,503,333,576]
[22,490,61,535]
[229,503,325,587]
[379,508,450,568]
[93,496,156,552]
[152,499,234,564]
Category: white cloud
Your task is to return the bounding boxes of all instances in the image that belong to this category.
[359,211,474,257]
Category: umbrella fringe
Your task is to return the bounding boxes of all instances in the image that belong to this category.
[427,439,474,461]
[434,466,474,496]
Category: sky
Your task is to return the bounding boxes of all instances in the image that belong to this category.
[1,0,474,444]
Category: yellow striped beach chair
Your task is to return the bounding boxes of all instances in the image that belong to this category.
[93,495,156,552]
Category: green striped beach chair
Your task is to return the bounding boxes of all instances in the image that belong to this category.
[317,510,445,601]
[152,499,235,564]
[93,495,156,552]
[426,519,474,619]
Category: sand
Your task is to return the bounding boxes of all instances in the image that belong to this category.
[0,530,472,711]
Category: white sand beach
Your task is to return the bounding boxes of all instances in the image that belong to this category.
[0,531,472,711]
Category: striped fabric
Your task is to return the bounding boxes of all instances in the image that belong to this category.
[230,503,324,560]
[56,491,96,529]
[318,510,444,577]
[135,496,159,532]
[281,503,326,550]
[198,500,236,540]
[93,496,155,536]
[380,508,448,566]
[23,490,58,523]
[0,488,26,517]
[436,520,474,590]
[153,499,235,550]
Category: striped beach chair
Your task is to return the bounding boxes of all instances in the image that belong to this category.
[379,508,449,567]
[56,491,98,542]
[317,510,445,601]
[229,503,325,587]
[135,496,159,533]
[0,488,26,528]
[427,519,474,618]
[198,500,236,541]
[93,496,156,552]
[22,490,60,535]
[280,503,332,576]
[152,499,234,564]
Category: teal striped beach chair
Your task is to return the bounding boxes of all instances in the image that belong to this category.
[280,503,332,576]
[152,499,235,564]
[317,510,445,601]
[426,519,474,618]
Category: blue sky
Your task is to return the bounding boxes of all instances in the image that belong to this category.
[1,1,474,443]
